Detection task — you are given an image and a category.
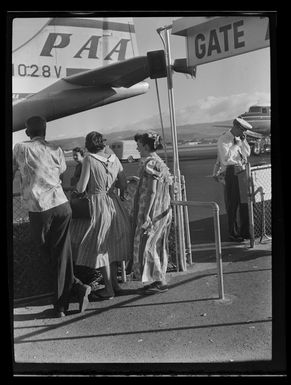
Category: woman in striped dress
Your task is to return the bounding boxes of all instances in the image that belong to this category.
[74,132,131,298]
[132,132,173,294]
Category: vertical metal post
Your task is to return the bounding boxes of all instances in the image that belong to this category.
[246,163,255,248]
[173,202,179,272]
[154,78,168,166]
[212,203,224,300]
[121,261,126,283]
[181,175,192,265]
[164,27,186,271]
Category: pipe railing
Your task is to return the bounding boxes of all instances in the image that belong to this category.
[180,175,192,265]
[171,200,225,300]
[13,192,225,298]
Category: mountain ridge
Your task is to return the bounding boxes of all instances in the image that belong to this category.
[50,119,232,150]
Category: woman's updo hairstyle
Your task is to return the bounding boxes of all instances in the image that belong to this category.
[134,132,163,151]
[85,131,106,153]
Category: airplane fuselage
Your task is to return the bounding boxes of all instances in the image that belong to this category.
[239,105,271,137]
[12,17,149,133]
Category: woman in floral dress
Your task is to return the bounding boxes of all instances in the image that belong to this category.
[132,132,173,294]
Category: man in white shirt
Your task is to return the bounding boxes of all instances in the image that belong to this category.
[13,116,91,317]
[216,117,251,242]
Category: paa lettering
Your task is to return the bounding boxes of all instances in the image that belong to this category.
[40,33,130,61]
[195,20,245,59]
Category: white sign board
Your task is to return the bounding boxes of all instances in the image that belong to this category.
[173,17,270,67]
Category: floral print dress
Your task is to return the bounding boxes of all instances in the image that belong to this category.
[132,153,173,283]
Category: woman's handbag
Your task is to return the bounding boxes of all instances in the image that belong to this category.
[70,191,91,219]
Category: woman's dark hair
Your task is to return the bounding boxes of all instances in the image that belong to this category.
[85,131,106,153]
[134,132,163,151]
[73,147,84,156]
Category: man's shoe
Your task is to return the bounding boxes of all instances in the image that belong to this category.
[55,310,66,318]
[75,284,91,313]
[53,304,68,318]
[229,235,244,242]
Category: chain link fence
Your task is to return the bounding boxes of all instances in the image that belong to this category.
[249,164,272,242]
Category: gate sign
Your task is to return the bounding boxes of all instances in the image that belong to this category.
[172,16,270,67]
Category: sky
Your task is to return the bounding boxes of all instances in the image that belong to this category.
[12,15,271,145]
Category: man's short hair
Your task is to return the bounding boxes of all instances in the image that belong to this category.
[25,116,47,137]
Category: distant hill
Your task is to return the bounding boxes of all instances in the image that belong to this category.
[50,136,86,151]
[50,119,233,150]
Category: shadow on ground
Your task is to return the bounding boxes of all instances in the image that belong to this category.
[190,214,229,244]
[191,246,271,264]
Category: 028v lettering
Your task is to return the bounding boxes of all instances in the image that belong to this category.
[12,64,62,78]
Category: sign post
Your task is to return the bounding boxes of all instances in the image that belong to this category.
[158,25,187,271]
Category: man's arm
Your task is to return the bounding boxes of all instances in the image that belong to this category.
[13,164,18,180]
[12,145,19,180]
[240,138,251,158]
[59,148,67,175]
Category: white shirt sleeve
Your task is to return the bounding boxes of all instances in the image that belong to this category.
[13,143,21,177]
[239,139,251,158]
[59,148,67,174]
[218,137,243,166]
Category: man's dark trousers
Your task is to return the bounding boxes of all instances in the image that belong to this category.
[29,201,78,311]
[224,166,249,238]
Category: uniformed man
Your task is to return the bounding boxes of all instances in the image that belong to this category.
[217,117,252,242]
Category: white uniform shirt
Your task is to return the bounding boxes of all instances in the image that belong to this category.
[13,137,68,212]
[217,130,251,172]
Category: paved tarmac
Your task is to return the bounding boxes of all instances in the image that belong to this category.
[13,238,273,373]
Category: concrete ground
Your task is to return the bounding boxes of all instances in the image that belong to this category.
[13,238,275,374]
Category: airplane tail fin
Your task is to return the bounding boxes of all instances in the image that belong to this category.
[13,17,139,96]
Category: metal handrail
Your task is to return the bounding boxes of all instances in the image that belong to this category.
[171,200,224,300]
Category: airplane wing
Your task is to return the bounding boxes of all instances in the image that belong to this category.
[64,56,149,88]
[12,17,198,133]
[13,56,152,132]
[13,50,193,132]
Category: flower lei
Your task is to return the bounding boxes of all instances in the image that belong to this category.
[147,132,161,150]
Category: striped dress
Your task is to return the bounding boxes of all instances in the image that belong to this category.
[71,153,131,269]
